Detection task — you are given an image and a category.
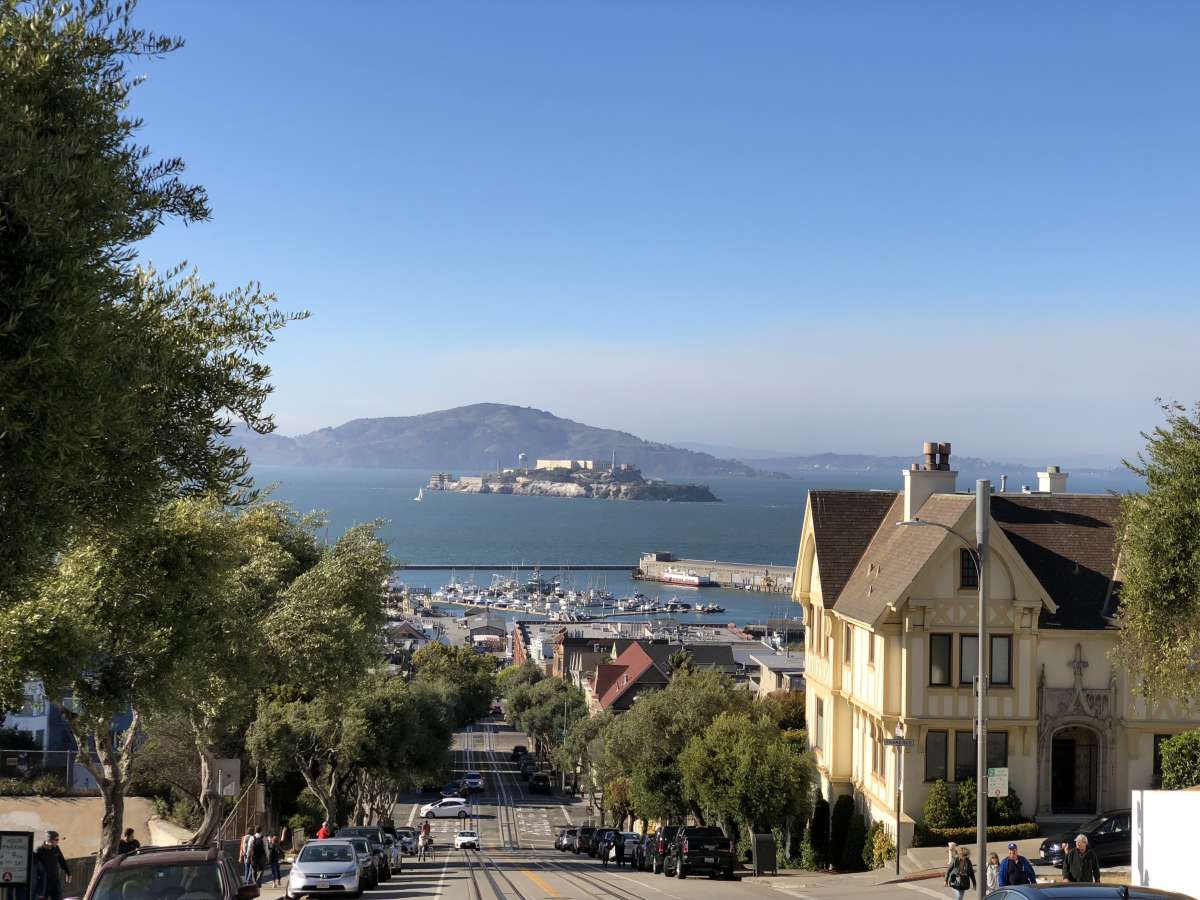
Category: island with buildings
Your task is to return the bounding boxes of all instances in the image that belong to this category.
[425,458,719,502]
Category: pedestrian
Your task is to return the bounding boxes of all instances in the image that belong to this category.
[986,852,1000,891]
[613,832,626,869]
[33,832,71,900]
[279,824,292,854]
[998,842,1037,886]
[31,847,48,900]
[316,820,333,840]
[945,841,957,867]
[944,845,975,900]
[266,835,283,887]
[117,828,141,855]
[238,828,254,885]
[418,831,430,862]
[1063,834,1101,883]
[250,827,268,886]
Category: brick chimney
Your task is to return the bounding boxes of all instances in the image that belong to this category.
[1037,465,1069,493]
[903,441,958,521]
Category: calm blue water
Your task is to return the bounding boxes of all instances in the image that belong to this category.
[249,465,1139,627]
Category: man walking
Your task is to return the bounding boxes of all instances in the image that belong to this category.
[997,842,1037,886]
[238,828,255,884]
[33,832,71,900]
[250,827,268,886]
[316,821,333,840]
[1063,834,1101,883]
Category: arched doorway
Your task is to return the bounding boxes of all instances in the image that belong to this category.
[1050,725,1099,814]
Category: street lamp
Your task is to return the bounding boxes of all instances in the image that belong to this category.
[897,478,990,900]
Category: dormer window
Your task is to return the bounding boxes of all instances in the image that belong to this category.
[959,548,979,589]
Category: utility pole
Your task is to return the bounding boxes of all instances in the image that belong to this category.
[974,479,990,900]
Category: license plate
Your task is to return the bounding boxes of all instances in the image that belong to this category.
[704,857,715,863]
[316,884,331,889]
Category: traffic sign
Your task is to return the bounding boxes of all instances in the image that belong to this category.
[0,832,32,885]
[986,767,1009,798]
[882,738,915,748]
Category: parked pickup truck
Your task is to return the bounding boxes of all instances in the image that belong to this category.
[664,826,735,879]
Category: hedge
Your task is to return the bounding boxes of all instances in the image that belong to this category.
[913,821,1040,847]
[1161,729,1200,790]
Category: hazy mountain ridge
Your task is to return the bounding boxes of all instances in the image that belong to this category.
[234,404,781,478]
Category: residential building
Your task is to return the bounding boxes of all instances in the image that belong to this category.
[793,442,1199,847]
[743,651,806,698]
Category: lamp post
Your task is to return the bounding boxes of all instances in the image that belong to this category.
[894,721,905,877]
[898,479,989,900]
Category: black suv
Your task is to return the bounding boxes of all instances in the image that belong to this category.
[510,745,527,760]
[84,846,256,900]
[644,825,680,874]
[528,772,552,794]
[574,826,596,855]
[336,826,395,879]
[1038,809,1132,867]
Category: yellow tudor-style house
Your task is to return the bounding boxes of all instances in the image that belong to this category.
[792,442,1198,845]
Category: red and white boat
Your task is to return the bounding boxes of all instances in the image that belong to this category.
[656,566,716,587]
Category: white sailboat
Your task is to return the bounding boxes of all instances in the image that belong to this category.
[414,488,425,502]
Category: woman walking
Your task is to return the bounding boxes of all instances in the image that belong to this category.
[986,852,1000,892]
[944,845,975,900]
[266,835,283,887]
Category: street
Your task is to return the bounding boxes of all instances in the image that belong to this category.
[368,720,938,900]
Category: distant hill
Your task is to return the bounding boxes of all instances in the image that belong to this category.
[234,404,782,478]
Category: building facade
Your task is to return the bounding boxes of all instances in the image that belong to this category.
[793,443,1197,845]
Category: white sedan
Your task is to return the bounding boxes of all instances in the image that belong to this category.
[454,830,480,850]
[420,797,470,819]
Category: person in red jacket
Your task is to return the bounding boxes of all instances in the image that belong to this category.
[316,821,333,840]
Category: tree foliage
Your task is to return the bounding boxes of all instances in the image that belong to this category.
[0,0,302,608]
[921,779,955,829]
[1114,401,1200,705]
[507,678,587,754]
[411,643,498,727]
[496,661,544,699]
[1160,729,1200,790]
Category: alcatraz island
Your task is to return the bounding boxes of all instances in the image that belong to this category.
[425,457,719,502]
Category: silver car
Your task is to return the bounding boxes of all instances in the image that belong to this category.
[287,840,362,899]
[395,827,417,856]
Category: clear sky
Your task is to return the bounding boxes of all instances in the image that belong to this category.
[131,1,1200,461]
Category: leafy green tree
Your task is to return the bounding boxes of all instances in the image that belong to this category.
[555,711,612,805]
[921,779,955,829]
[411,643,498,726]
[1160,729,1200,789]
[760,690,806,731]
[955,777,977,827]
[0,1,300,619]
[840,813,867,871]
[1114,401,1200,704]
[666,649,695,678]
[508,678,587,755]
[809,796,830,866]
[496,662,544,699]
[828,795,854,867]
[604,776,634,829]
[678,712,815,837]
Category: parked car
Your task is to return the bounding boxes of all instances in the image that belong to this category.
[344,838,378,889]
[510,745,527,761]
[462,770,485,793]
[644,825,680,874]
[454,830,481,850]
[84,846,258,900]
[395,826,417,856]
[574,826,596,855]
[335,826,393,880]
[440,781,469,798]
[591,828,616,859]
[1038,808,1132,867]
[287,839,362,899]
[555,828,578,851]
[528,772,552,794]
[664,826,735,879]
[421,796,470,819]
[382,834,401,870]
[996,888,1191,899]
[605,832,641,864]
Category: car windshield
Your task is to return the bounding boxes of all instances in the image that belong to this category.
[1072,815,1108,834]
[299,844,354,863]
[94,864,222,900]
[458,831,478,838]
[349,839,370,854]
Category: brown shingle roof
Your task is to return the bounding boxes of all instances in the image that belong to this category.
[992,495,1121,629]
[809,491,899,607]
[833,493,975,625]
[598,643,668,710]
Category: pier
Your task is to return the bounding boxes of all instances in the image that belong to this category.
[636,551,794,593]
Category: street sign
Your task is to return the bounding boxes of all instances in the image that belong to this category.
[882,738,915,748]
[0,832,32,885]
[216,758,240,797]
[986,767,1009,798]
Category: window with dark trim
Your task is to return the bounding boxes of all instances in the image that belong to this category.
[954,730,976,781]
[991,635,1012,685]
[960,547,978,588]
[960,634,979,686]
[867,633,876,666]
[925,730,948,781]
[987,731,1008,769]
[814,698,825,751]
[930,634,952,686]
[843,624,852,664]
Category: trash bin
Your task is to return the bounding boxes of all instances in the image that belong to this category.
[751,833,777,876]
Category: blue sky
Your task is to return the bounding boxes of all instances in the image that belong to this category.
[132,1,1200,460]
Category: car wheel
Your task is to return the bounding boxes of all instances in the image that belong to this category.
[349,891,362,899]
[676,862,686,879]
[458,810,467,818]
[426,812,435,819]
[723,867,734,879]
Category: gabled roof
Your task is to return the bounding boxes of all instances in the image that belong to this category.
[597,643,668,710]
[809,491,899,607]
[992,495,1121,629]
[833,493,974,625]
[642,642,738,672]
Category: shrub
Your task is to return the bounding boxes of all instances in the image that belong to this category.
[829,795,854,864]
[809,797,830,860]
[799,836,824,871]
[1161,730,1200,790]
[31,774,67,797]
[922,779,955,829]
[840,814,867,871]
[989,787,1025,825]
[954,777,977,826]
[863,820,896,869]
[912,821,1040,848]
[0,779,35,797]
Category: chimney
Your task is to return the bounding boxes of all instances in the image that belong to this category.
[1000,474,1008,493]
[1037,465,1069,493]
[903,441,958,521]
